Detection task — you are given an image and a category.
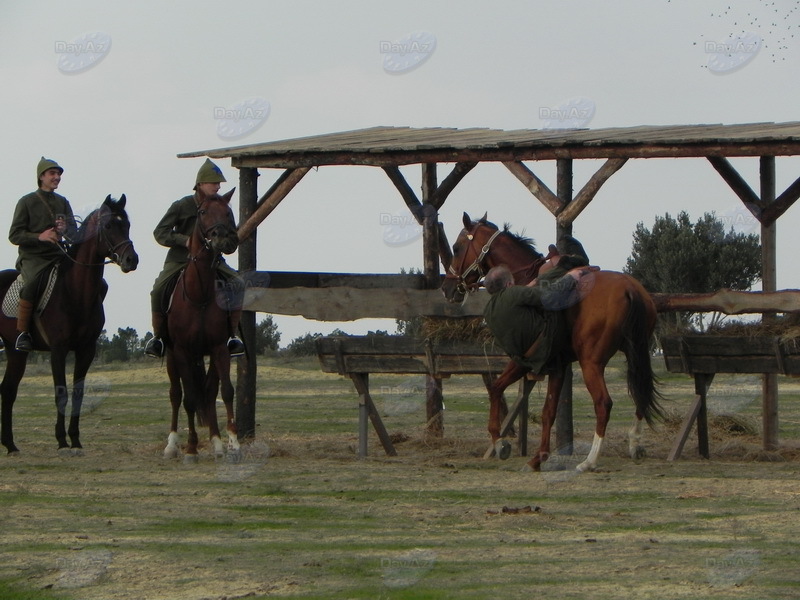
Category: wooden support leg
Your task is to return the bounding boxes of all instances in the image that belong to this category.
[668,373,714,461]
[349,373,397,458]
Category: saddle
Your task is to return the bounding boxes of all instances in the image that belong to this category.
[1,267,59,319]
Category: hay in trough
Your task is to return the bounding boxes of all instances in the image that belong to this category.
[420,316,494,343]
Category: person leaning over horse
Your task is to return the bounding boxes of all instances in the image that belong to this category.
[8,157,78,352]
[483,260,588,378]
[144,158,245,359]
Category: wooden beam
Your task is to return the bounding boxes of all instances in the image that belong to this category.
[651,288,800,314]
[761,173,800,227]
[429,161,477,209]
[237,167,310,242]
[382,165,424,224]
[557,158,628,226]
[707,156,763,221]
[243,286,489,320]
[229,142,800,169]
[502,161,562,215]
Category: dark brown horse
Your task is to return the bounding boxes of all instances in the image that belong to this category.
[0,195,138,455]
[162,189,241,463]
[441,212,663,472]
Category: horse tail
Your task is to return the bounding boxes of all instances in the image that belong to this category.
[621,289,665,427]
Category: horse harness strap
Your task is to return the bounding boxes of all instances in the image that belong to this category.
[449,228,502,281]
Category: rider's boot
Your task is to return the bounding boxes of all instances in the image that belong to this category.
[144,311,166,358]
[227,309,245,357]
[14,299,34,352]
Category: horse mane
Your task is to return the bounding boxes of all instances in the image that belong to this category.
[491,221,542,260]
[68,197,128,257]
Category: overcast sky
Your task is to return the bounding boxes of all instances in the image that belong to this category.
[1,0,799,347]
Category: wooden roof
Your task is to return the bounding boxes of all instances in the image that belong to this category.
[179,122,800,168]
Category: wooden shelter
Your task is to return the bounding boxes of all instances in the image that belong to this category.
[179,122,800,452]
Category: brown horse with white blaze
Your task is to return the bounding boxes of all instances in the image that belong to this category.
[162,188,241,463]
[0,195,138,455]
[441,212,663,472]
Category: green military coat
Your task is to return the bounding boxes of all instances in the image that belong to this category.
[8,190,76,301]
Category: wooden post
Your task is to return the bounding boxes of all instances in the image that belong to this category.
[555,158,574,455]
[761,156,779,450]
[421,163,445,436]
[235,167,258,440]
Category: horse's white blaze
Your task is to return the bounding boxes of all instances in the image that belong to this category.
[576,433,603,472]
[628,417,644,458]
[163,431,180,459]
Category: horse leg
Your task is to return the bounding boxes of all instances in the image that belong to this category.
[204,357,225,459]
[164,351,182,459]
[628,416,646,460]
[50,349,71,453]
[526,369,566,471]
[0,351,29,454]
[487,361,527,460]
[172,349,201,463]
[67,344,97,454]
[212,348,239,459]
[576,361,613,472]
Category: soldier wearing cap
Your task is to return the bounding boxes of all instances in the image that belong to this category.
[144,159,245,358]
[7,157,78,352]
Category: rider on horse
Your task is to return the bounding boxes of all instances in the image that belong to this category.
[7,157,78,352]
[144,159,245,359]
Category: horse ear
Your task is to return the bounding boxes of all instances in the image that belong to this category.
[221,188,236,204]
[118,194,127,209]
[479,212,488,223]
[462,212,472,229]
[104,194,112,205]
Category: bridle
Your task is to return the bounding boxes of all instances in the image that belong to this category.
[60,210,134,268]
[448,225,502,298]
[195,199,236,255]
[181,200,237,308]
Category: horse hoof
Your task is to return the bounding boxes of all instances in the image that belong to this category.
[183,454,199,465]
[520,463,535,473]
[7,449,20,457]
[72,448,84,457]
[631,446,647,460]
[163,447,180,460]
[57,447,72,457]
[225,449,243,464]
[495,439,512,461]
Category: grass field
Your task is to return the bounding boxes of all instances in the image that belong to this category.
[0,353,798,599]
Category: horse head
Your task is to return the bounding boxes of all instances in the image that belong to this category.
[196,188,238,256]
[73,194,139,273]
[441,212,500,303]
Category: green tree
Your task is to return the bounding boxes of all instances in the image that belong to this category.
[624,211,761,332]
[255,315,281,354]
[104,327,140,362]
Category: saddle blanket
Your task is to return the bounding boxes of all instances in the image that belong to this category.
[1,268,58,319]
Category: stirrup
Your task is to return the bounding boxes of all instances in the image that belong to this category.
[227,336,245,357]
[144,337,164,358]
[15,331,33,352]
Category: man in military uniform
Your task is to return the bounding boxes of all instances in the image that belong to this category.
[144,159,244,358]
[8,157,78,352]
[483,260,588,376]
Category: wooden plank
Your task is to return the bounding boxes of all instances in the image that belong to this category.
[243,287,489,320]
[652,289,800,314]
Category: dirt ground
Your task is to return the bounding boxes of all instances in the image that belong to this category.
[0,360,798,599]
